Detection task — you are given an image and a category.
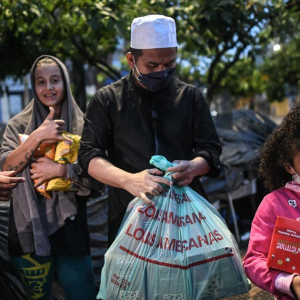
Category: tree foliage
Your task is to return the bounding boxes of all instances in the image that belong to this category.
[262,38,300,102]
[216,1,300,103]
[1,0,300,104]
[169,0,300,101]
[0,0,126,80]
[219,58,267,99]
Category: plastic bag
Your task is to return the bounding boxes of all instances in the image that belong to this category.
[98,156,250,300]
[47,132,80,192]
[19,134,56,199]
[18,132,80,197]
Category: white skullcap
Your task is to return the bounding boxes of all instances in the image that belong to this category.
[131,15,178,49]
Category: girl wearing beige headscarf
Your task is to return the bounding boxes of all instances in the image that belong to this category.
[0,55,97,300]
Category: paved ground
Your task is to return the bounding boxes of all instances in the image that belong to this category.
[222,284,274,300]
[221,244,274,300]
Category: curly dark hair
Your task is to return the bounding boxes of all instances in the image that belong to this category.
[259,104,300,191]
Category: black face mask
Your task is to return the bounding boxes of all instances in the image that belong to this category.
[133,61,175,92]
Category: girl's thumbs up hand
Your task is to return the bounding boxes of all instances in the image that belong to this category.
[33,107,72,144]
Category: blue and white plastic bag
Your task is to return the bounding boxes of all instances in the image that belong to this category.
[98,156,250,300]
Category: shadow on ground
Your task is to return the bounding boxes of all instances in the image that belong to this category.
[222,284,274,300]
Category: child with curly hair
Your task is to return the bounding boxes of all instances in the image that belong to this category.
[243,105,300,300]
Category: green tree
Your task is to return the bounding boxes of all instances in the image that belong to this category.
[171,0,300,101]
[0,0,127,79]
[262,38,300,102]
[219,58,268,105]
[1,0,300,107]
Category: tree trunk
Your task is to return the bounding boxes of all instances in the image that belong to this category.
[72,57,87,113]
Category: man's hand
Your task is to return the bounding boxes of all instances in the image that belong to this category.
[167,157,210,186]
[30,157,67,187]
[0,171,25,201]
[124,168,173,205]
[292,275,300,300]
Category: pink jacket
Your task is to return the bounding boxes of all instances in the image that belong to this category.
[243,182,300,300]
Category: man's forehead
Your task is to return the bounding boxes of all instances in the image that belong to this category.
[140,48,177,60]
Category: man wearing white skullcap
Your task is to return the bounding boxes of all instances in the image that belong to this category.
[79,14,222,245]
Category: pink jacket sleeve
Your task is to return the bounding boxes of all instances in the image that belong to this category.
[275,273,298,298]
[243,195,292,299]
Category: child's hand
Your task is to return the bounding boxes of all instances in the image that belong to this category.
[292,275,300,299]
[0,171,25,201]
[34,107,72,144]
[30,157,67,187]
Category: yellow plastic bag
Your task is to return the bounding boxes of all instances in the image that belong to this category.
[46,132,81,192]
[54,132,80,164]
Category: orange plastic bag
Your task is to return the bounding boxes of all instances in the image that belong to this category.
[19,134,56,199]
